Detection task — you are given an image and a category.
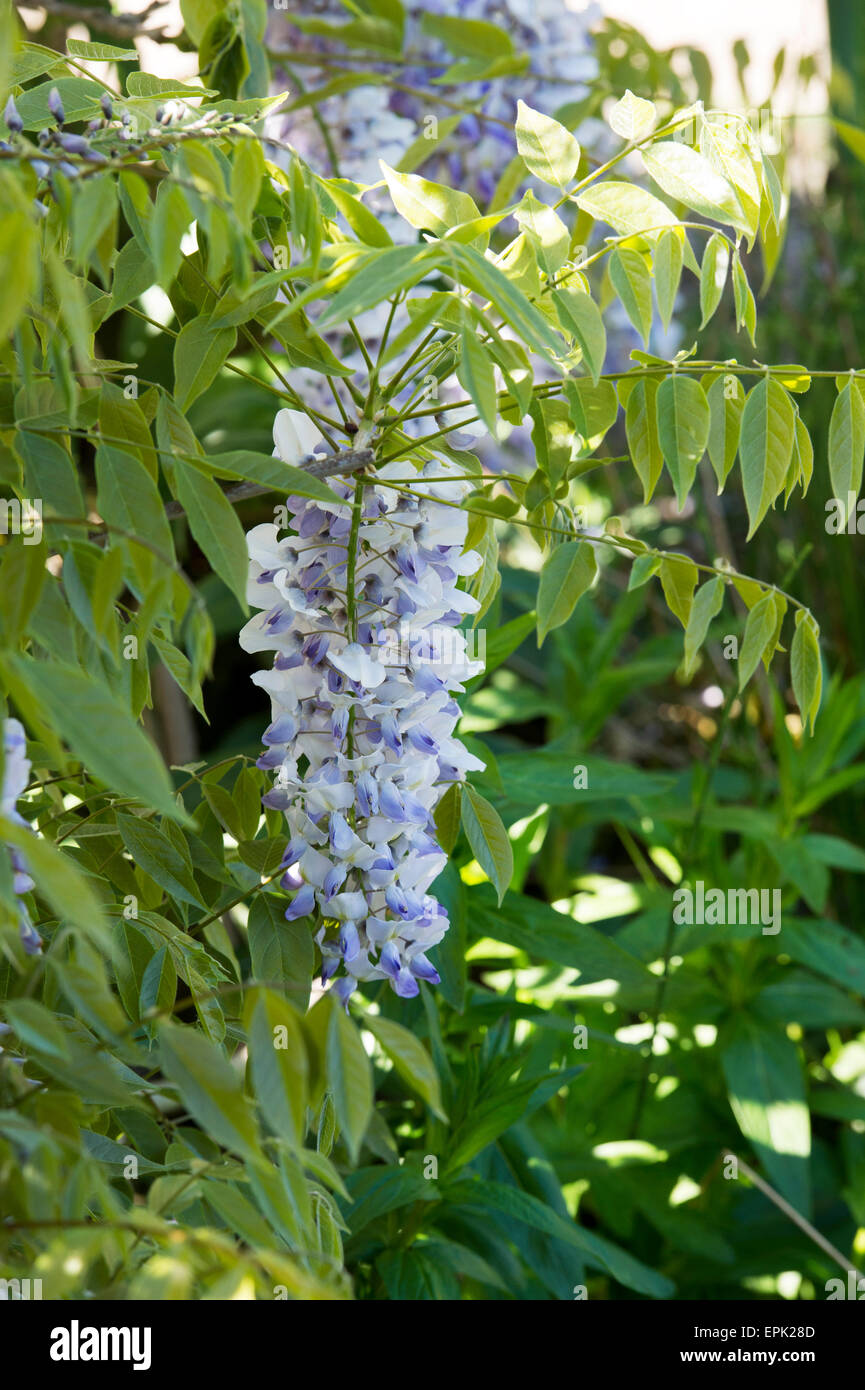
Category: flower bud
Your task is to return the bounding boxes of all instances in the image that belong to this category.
[47,87,65,124]
[58,132,90,155]
[4,94,22,134]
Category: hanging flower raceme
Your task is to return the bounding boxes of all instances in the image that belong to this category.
[1,718,42,956]
[240,410,485,1003]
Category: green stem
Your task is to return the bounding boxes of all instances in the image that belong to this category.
[344,477,366,770]
[628,685,736,1139]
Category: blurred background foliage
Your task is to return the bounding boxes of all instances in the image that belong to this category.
[2,0,865,1301]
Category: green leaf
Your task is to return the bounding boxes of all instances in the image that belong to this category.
[489,751,672,808]
[99,384,159,479]
[13,76,104,130]
[447,242,564,362]
[380,161,479,235]
[791,412,814,498]
[126,72,217,98]
[699,232,730,327]
[641,141,749,233]
[700,115,762,239]
[576,181,677,240]
[782,917,865,996]
[263,307,361,383]
[67,37,138,60]
[203,1177,281,1249]
[376,1246,459,1301]
[151,182,190,290]
[433,782,462,855]
[3,654,182,821]
[3,997,70,1061]
[158,1019,261,1160]
[179,0,223,45]
[0,539,47,645]
[628,552,662,590]
[173,316,236,411]
[739,376,796,537]
[0,812,106,944]
[117,813,206,909]
[173,457,248,612]
[244,987,309,1147]
[609,248,653,345]
[0,212,37,342]
[151,634,206,719]
[754,973,865,1029]
[654,227,683,331]
[625,376,664,502]
[247,893,314,1015]
[732,250,757,343]
[95,443,172,595]
[537,539,597,644]
[207,271,283,328]
[705,370,745,490]
[364,1014,446,1119]
[476,610,535,677]
[15,431,84,527]
[10,46,66,88]
[737,591,777,690]
[419,11,512,61]
[46,253,91,370]
[109,237,155,313]
[563,378,618,447]
[315,246,442,330]
[659,554,698,628]
[721,1016,811,1216]
[513,192,569,274]
[682,576,724,678]
[139,945,177,1017]
[461,783,513,905]
[114,920,154,1024]
[450,1178,674,1298]
[553,287,606,384]
[71,176,116,264]
[608,90,657,142]
[828,378,865,506]
[326,1001,373,1162]
[656,375,709,506]
[118,170,153,245]
[515,100,581,190]
[791,611,822,732]
[318,176,393,247]
[230,138,265,231]
[201,449,341,505]
[456,317,498,432]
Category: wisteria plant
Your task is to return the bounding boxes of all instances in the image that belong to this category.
[0,1,863,1304]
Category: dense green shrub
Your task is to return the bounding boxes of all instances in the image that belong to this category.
[0,3,862,1302]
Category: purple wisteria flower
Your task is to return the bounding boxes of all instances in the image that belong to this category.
[1,718,42,955]
[240,410,485,1003]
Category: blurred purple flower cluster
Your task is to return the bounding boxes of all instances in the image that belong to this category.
[272,1,601,206]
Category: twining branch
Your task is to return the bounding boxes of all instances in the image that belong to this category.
[39,449,375,567]
[17,0,178,41]
[162,448,374,522]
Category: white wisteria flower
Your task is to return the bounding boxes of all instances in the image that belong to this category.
[273,407,326,466]
[1,718,41,955]
[240,409,485,1002]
